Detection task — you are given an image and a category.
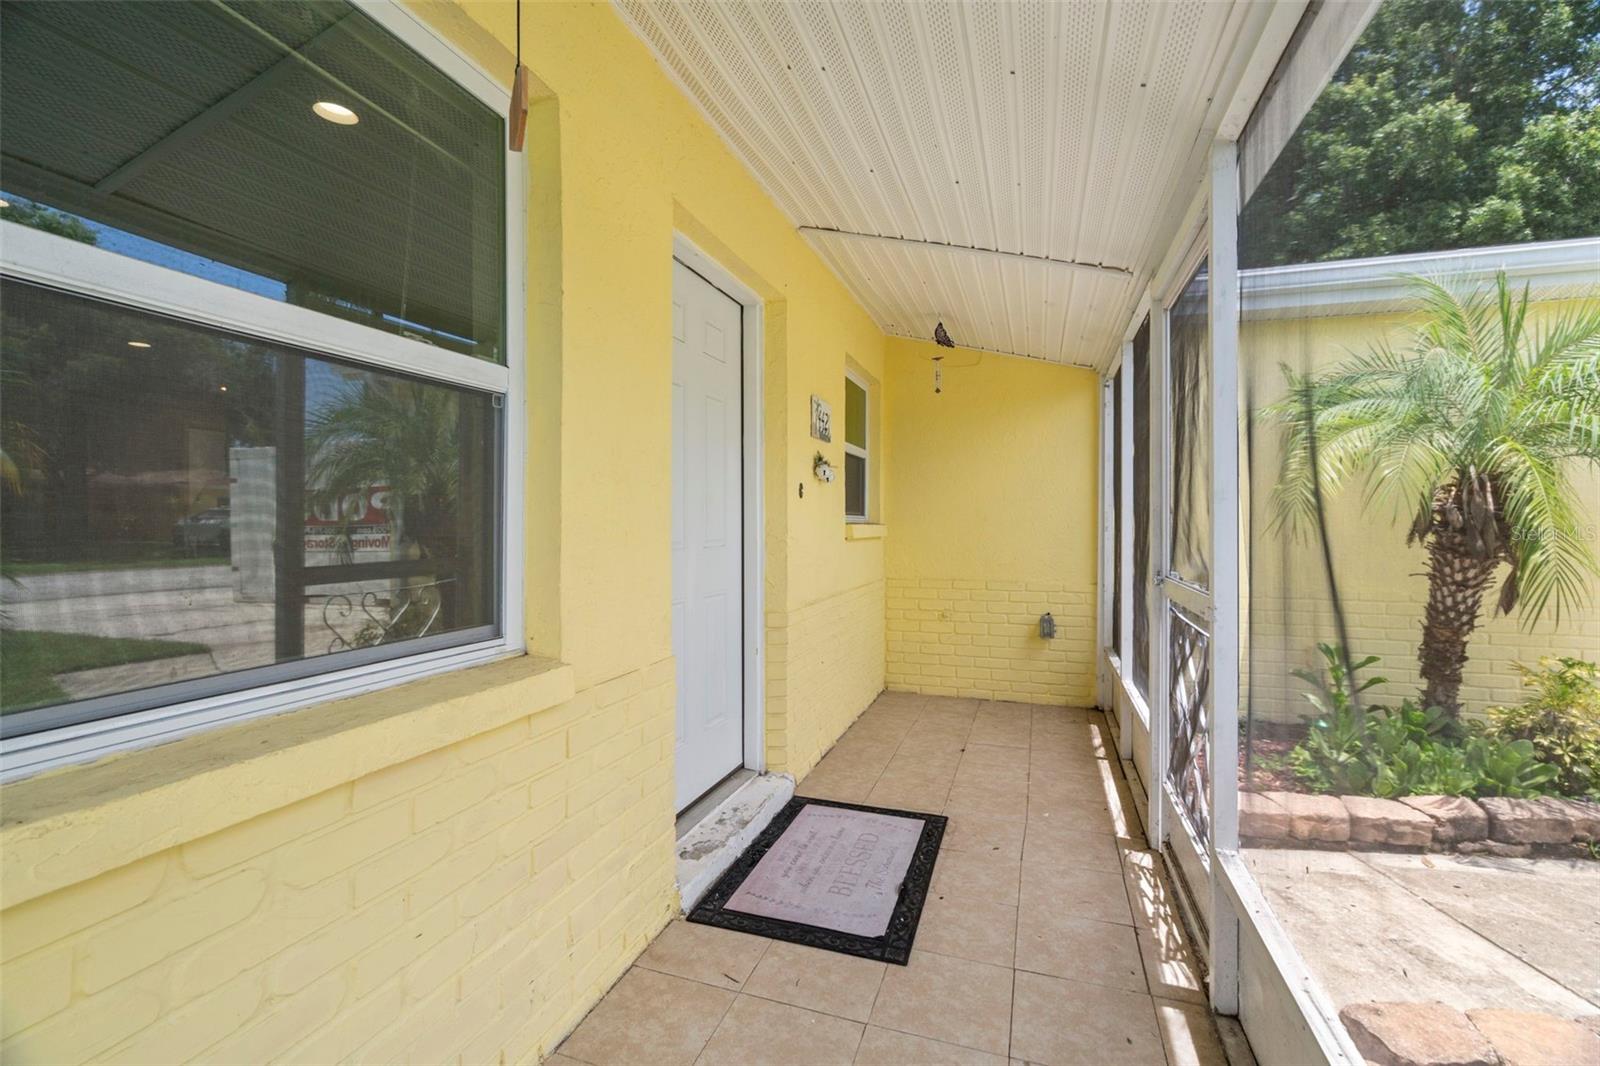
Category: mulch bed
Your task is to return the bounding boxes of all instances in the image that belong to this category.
[1238,721,1310,793]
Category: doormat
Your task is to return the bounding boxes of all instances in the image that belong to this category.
[686,796,945,965]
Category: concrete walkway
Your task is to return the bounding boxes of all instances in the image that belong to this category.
[1246,846,1599,1018]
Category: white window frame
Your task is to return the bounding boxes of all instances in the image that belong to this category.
[843,367,871,523]
[0,0,526,782]
[1102,290,1156,735]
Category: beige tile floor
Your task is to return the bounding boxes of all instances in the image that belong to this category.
[556,693,1227,1066]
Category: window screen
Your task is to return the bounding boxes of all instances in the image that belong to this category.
[1111,369,1123,659]
[1131,317,1152,700]
[844,375,868,521]
[1168,262,1211,589]
[0,281,500,734]
[845,378,867,450]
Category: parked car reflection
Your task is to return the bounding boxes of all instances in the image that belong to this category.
[172,507,230,554]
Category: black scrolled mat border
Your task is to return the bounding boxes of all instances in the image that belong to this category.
[685,795,946,965]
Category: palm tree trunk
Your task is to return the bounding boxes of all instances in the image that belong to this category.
[1418,528,1497,717]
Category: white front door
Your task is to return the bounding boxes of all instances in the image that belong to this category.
[672,259,745,811]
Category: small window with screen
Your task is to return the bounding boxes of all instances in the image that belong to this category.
[844,372,869,522]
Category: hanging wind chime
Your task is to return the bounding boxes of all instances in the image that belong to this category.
[509,0,530,152]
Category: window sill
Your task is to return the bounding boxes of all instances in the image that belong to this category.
[0,654,573,907]
[844,523,887,540]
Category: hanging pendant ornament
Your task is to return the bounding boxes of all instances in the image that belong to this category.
[933,356,944,395]
[509,0,530,152]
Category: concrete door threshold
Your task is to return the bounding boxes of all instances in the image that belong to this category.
[675,770,794,912]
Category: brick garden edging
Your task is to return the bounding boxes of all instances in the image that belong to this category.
[1240,791,1600,855]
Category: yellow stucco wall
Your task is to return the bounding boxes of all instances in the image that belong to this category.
[1243,301,1600,723]
[0,2,896,1061]
[882,338,1100,706]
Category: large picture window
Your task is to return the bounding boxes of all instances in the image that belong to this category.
[0,282,500,733]
[0,0,516,754]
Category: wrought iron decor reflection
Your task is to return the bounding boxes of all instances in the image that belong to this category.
[1167,603,1212,840]
[322,577,456,653]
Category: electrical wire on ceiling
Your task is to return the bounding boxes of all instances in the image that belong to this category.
[924,351,982,369]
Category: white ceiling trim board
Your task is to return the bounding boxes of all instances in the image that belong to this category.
[796,228,1134,279]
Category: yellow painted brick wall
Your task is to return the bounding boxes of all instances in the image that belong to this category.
[882,338,1101,707]
[1243,302,1600,723]
[1,0,898,1060]
[0,662,678,1064]
[767,579,887,777]
[886,578,1095,705]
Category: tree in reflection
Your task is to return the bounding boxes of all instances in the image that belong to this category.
[305,376,474,648]
[305,377,463,565]
[0,286,274,565]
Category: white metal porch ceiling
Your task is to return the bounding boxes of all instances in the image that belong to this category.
[616,0,1284,367]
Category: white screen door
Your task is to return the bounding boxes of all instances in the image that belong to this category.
[672,259,745,811]
[1158,257,1214,896]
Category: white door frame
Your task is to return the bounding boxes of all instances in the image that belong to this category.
[1096,374,1115,713]
[672,233,766,775]
[1206,138,1243,1015]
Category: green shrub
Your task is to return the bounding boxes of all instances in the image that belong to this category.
[1484,658,1600,799]
[1288,700,1493,797]
[1290,643,1389,723]
[1284,644,1561,799]
[1461,736,1559,798]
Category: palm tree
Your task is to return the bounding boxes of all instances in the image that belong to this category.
[1265,272,1600,718]
[0,367,46,496]
[306,378,463,563]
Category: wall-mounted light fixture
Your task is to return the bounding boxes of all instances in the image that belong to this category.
[1039,612,1056,639]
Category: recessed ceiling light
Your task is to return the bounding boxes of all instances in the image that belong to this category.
[312,101,359,125]
[218,384,228,392]
[127,340,152,349]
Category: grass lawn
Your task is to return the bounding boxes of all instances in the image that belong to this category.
[0,629,210,713]
[2,555,224,577]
